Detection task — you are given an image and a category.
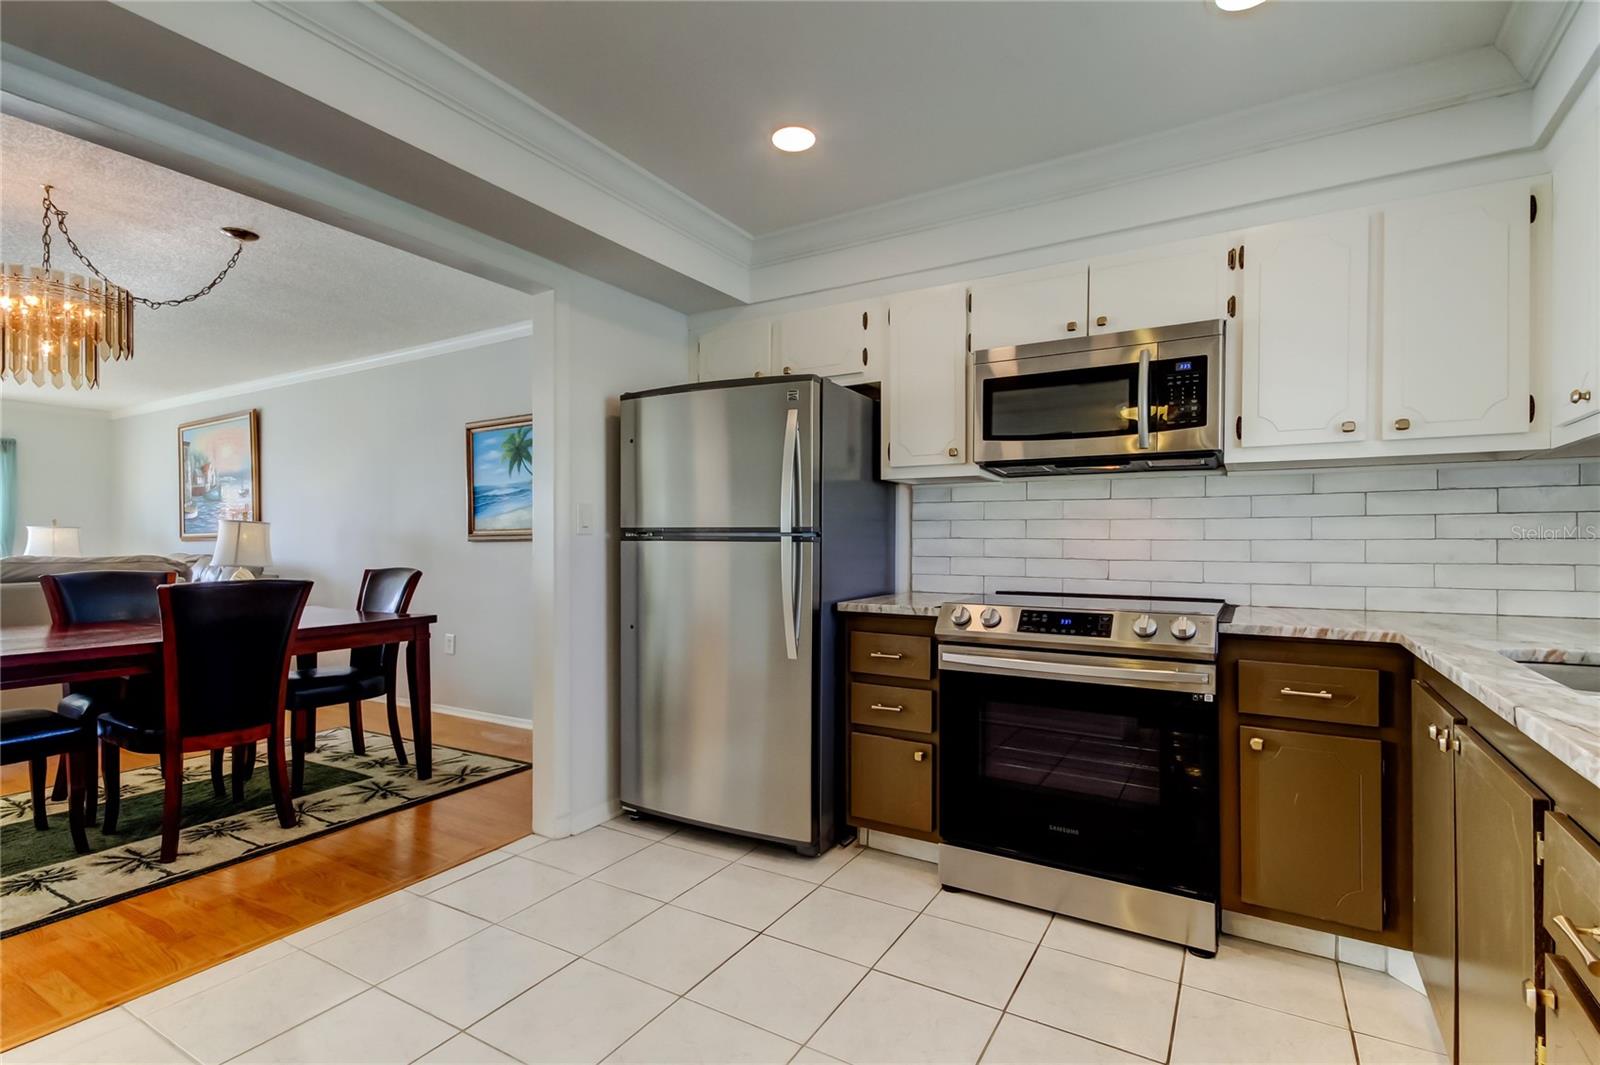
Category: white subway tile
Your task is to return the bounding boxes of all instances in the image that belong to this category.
[1061,499,1152,519]
[1583,462,1600,485]
[911,556,949,575]
[1437,463,1579,489]
[1109,561,1204,582]
[1252,493,1365,517]
[1367,489,1496,515]
[1206,472,1314,496]
[1500,486,1600,512]
[985,500,1066,519]
[1206,562,1310,584]
[1250,585,1366,609]
[911,574,982,594]
[1497,590,1600,618]
[912,538,983,557]
[911,485,951,502]
[914,501,985,520]
[1366,588,1496,614]
[1152,540,1252,561]
[985,539,1063,558]
[984,576,1062,595]
[1252,540,1364,563]
[1369,539,1496,563]
[951,483,1028,502]
[1151,582,1250,605]
[950,520,1026,538]
[1312,467,1437,493]
[1311,563,1433,587]
[1314,516,1435,540]
[1435,564,1574,590]
[1497,538,1598,563]
[1437,512,1575,539]
[1110,476,1207,498]
[950,557,1027,577]
[912,521,949,539]
[1204,517,1312,540]
[1151,496,1251,518]
[1061,540,1152,560]
[1578,567,1598,592]
[1026,519,1112,539]
[1026,558,1112,579]
[1055,579,1154,596]
[1111,519,1206,540]
[1026,480,1111,500]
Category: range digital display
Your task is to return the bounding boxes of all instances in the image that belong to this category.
[1016,610,1114,637]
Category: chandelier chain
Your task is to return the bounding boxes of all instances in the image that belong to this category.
[39,187,248,309]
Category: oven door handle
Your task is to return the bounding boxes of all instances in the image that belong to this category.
[939,649,1210,687]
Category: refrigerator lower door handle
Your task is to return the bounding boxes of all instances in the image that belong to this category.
[780,533,798,660]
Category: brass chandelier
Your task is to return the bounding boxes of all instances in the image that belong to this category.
[1,186,256,390]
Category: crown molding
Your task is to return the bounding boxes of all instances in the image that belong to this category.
[1497,0,1583,84]
[109,320,534,419]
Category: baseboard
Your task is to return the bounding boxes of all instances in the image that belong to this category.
[861,828,940,863]
[385,697,533,731]
[1222,911,1418,981]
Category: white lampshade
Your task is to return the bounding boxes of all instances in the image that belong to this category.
[22,524,81,557]
[211,519,272,568]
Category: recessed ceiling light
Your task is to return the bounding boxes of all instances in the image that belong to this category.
[771,126,817,153]
[1214,0,1266,10]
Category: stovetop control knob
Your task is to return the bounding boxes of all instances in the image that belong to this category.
[950,605,972,627]
[1131,613,1158,638]
[980,607,1003,629]
[1171,616,1198,641]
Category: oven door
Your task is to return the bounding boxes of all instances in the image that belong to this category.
[939,646,1219,901]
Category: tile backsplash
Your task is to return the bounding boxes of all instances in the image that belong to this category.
[910,461,1600,618]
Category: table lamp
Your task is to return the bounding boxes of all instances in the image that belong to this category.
[211,519,272,580]
[22,521,82,557]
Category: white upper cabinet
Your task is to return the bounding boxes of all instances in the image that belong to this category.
[772,299,886,381]
[883,285,970,475]
[1238,211,1371,448]
[1547,78,1599,438]
[1381,179,1533,441]
[1088,241,1229,336]
[967,267,1089,352]
[696,319,772,382]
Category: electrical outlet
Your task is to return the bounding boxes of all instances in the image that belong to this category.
[444,633,456,655]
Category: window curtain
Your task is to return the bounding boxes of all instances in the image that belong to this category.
[0,438,15,556]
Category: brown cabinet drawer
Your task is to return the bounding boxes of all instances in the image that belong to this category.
[1545,954,1600,1065]
[850,631,933,680]
[850,733,933,834]
[1546,813,1600,1005]
[1239,726,1384,930]
[1239,659,1380,727]
[850,683,934,734]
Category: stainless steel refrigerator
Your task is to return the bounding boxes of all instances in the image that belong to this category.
[619,376,893,855]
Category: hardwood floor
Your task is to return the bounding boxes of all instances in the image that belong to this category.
[0,703,533,1051]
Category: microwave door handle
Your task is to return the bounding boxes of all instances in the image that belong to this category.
[1136,348,1151,450]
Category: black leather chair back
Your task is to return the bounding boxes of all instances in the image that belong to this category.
[160,580,311,738]
[350,568,421,674]
[41,570,174,625]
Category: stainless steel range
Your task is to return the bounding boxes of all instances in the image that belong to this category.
[934,592,1227,955]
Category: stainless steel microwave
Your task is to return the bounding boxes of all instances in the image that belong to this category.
[971,319,1225,476]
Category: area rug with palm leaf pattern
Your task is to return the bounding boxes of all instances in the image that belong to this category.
[0,727,528,937]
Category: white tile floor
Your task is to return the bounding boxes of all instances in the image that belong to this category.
[7,818,1446,1065]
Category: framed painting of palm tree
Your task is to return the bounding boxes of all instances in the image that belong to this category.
[465,414,532,542]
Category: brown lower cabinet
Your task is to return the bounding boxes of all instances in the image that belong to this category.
[842,613,940,841]
[1545,955,1600,1065]
[850,733,933,834]
[1412,684,1460,1060]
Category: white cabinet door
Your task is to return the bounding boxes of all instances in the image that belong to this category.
[1238,211,1371,447]
[884,286,969,473]
[1381,179,1533,441]
[696,319,772,382]
[1548,80,1599,433]
[772,300,885,380]
[1088,242,1228,335]
[967,268,1089,352]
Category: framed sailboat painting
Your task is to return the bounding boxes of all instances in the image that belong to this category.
[178,409,261,540]
[466,414,532,542]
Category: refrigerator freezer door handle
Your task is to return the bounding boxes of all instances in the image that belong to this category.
[779,407,800,660]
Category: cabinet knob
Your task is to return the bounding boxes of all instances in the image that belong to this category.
[1248,737,1265,752]
[783,366,793,375]
[947,447,959,458]
[1066,321,1079,332]
[1573,388,1593,404]
[1437,728,1450,753]
[1340,420,1357,433]
[753,371,764,378]
[913,750,926,763]
[1095,316,1108,327]
[1394,418,1411,431]
[1427,724,1439,740]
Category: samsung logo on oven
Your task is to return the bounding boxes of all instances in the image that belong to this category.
[1047,824,1081,836]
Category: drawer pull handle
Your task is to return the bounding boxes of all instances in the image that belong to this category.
[1248,737,1265,751]
[869,651,905,660]
[869,703,904,713]
[913,750,926,762]
[1555,915,1600,976]
[1280,687,1334,700]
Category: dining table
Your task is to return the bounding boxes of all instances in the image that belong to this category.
[0,606,438,779]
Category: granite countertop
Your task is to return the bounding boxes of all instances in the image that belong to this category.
[837,594,1600,786]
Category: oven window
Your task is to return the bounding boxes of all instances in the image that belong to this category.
[985,702,1162,806]
[983,363,1138,441]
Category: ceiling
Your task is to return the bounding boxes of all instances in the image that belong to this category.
[0,114,533,411]
[385,0,1514,236]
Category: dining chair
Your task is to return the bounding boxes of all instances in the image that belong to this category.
[0,707,93,852]
[285,567,421,791]
[40,570,176,821]
[96,580,311,863]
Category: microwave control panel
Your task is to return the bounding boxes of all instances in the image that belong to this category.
[1015,610,1114,637]
[1152,356,1208,428]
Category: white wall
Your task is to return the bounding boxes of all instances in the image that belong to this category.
[109,331,538,720]
[0,398,116,556]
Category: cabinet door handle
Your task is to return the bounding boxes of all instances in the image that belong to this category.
[1066,321,1079,332]
[1437,728,1451,753]
[1280,687,1334,700]
[1554,915,1600,976]
[1248,737,1265,751]
[1340,420,1357,433]
[1394,418,1411,431]
[1427,724,1439,740]
[1096,315,1108,327]
[868,651,904,660]
[783,365,793,374]
[913,750,926,763]
[1573,389,1593,404]
[947,447,960,458]
[869,703,904,713]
